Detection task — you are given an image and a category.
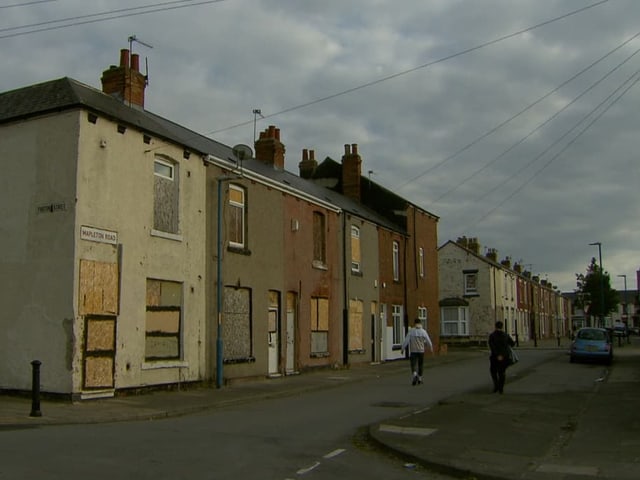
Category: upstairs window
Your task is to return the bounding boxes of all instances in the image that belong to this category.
[464,271,478,295]
[392,241,400,282]
[153,156,179,234]
[228,184,246,248]
[351,225,361,273]
[313,212,327,267]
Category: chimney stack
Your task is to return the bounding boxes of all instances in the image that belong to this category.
[299,148,318,179]
[255,125,286,169]
[486,248,498,262]
[101,49,147,108]
[341,143,362,202]
[468,237,480,255]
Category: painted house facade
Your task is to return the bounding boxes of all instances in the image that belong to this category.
[1,50,443,396]
[0,51,212,397]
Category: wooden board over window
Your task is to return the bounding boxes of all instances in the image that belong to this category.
[79,260,119,315]
[348,299,364,351]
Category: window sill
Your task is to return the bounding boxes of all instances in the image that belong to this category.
[142,360,188,370]
[348,349,366,355]
[310,352,330,358]
[150,229,183,242]
[227,245,251,256]
[223,356,256,365]
[312,261,328,271]
[463,293,480,298]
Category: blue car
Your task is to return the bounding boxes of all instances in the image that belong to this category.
[570,327,613,365]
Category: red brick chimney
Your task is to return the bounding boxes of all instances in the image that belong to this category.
[298,148,318,179]
[255,125,285,169]
[101,49,147,108]
[341,143,362,201]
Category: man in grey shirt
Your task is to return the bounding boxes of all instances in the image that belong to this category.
[401,319,434,385]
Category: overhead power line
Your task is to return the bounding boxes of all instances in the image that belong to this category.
[0,0,228,39]
[132,1,612,157]
[0,0,56,8]
[207,0,609,136]
[427,34,640,207]
[460,66,640,235]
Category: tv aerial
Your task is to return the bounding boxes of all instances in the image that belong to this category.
[128,35,153,84]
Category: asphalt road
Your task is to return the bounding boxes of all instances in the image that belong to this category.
[0,349,563,480]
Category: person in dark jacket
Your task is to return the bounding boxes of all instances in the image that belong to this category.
[488,321,515,394]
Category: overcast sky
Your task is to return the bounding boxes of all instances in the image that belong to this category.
[2,0,638,293]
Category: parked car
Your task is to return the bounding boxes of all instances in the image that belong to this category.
[570,327,613,365]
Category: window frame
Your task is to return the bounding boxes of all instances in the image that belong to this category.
[313,211,327,267]
[154,158,174,181]
[440,306,469,336]
[418,306,427,329]
[464,271,478,295]
[145,279,182,362]
[228,183,246,249]
[351,225,361,273]
[392,241,400,282]
[392,304,403,346]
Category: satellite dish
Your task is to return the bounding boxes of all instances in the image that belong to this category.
[232,144,253,161]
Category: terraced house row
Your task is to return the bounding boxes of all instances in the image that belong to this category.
[0,49,440,399]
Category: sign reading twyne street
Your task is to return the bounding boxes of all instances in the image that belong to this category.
[80,225,118,245]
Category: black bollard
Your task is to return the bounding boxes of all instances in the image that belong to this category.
[30,360,42,417]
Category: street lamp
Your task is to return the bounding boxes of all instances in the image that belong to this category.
[589,242,604,327]
[618,274,629,344]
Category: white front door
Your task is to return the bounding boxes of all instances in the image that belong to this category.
[268,306,279,376]
[286,292,296,374]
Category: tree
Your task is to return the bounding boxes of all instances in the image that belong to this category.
[575,257,619,323]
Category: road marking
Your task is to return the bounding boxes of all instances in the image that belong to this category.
[296,462,320,475]
[536,463,599,476]
[378,424,437,436]
[323,448,346,459]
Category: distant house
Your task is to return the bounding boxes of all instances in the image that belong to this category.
[439,237,570,345]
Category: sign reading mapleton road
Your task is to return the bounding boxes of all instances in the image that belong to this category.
[80,225,118,245]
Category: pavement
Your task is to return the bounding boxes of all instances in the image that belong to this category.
[2,338,639,479]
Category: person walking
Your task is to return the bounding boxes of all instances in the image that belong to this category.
[488,320,515,394]
[401,319,434,385]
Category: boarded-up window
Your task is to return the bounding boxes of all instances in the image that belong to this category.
[145,279,182,361]
[351,225,361,273]
[79,260,119,315]
[310,297,329,355]
[228,184,245,248]
[348,299,364,351]
[223,287,252,361]
[313,212,326,265]
[153,156,179,234]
